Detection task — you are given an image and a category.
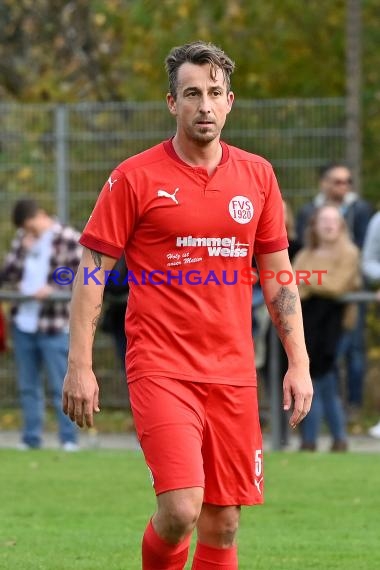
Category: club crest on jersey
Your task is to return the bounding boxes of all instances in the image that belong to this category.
[157,187,180,205]
[229,195,254,225]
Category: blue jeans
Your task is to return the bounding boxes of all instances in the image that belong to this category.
[337,304,366,407]
[12,325,77,448]
[300,370,347,444]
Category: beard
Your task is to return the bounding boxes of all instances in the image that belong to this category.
[186,123,220,144]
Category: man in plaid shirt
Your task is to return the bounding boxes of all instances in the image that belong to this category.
[0,199,82,450]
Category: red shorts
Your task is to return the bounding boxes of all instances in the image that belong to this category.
[129,376,264,506]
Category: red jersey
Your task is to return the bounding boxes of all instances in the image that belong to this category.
[80,139,288,385]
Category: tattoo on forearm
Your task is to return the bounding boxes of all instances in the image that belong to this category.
[91,304,102,337]
[269,286,297,343]
[90,249,102,269]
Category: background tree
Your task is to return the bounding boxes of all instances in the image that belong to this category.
[0,0,379,203]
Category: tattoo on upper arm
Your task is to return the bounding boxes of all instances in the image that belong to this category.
[269,286,297,342]
[90,249,102,269]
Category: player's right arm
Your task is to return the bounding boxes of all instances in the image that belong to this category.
[62,246,117,428]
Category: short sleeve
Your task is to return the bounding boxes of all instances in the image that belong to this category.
[79,168,139,259]
[254,167,288,254]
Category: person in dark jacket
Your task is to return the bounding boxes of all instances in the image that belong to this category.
[261,200,302,447]
[101,254,129,368]
[296,162,372,249]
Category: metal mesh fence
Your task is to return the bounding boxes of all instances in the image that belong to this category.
[0,98,347,408]
[0,98,347,240]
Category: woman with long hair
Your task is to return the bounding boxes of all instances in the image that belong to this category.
[293,204,361,451]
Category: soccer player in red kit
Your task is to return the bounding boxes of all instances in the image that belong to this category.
[62,41,313,569]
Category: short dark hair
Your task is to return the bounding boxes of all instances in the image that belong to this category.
[12,198,39,228]
[165,41,235,99]
[318,162,351,180]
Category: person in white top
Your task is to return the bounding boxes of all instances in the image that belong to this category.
[362,211,380,438]
[0,199,82,450]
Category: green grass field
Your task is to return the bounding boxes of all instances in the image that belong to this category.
[0,450,379,569]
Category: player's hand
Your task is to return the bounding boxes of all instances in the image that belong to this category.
[62,367,100,428]
[283,365,313,429]
[21,232,35,251]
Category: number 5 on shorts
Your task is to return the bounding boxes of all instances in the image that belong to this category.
[255,449,263,477]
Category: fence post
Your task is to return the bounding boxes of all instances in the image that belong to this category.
[55,105,69,223]
[269,324,282,451]
[345,0,362,193]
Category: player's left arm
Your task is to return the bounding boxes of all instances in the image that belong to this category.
[255,249,313,428]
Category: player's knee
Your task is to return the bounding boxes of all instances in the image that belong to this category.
[200,506,240,548]
[159,498,201,541]
[216,510,239,545]
[168,500,200,533]
[219,523,239,546]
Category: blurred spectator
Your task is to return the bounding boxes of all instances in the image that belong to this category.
[283,199,302,260]
[362,211,380,287]
[296,163,373,421]
[296,162,372,248]
[0,199,82,450]
[260,200,301,446]
[101,255,129,405]
[252,282,269,372]
[0,303,7,352]
[293,204,361,451]
[277,200,302,444]
[362,211,380,438]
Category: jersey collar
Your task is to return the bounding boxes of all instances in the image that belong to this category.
[163,137,229,168]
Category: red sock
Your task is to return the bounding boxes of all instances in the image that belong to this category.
[142,519,191,570]
[191,542,238,569]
